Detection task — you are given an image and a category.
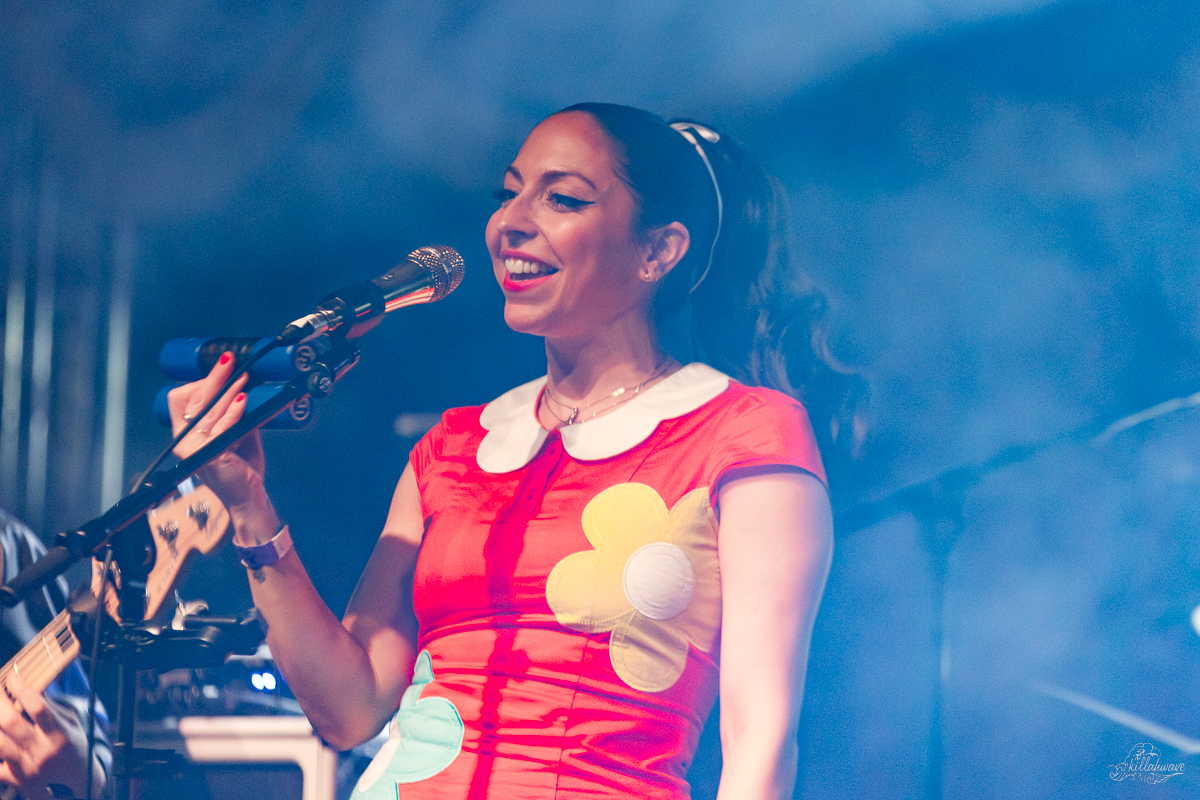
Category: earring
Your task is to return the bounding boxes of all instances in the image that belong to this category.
[640,270,660,282]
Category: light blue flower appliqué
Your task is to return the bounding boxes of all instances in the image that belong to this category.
[353,650,464,797]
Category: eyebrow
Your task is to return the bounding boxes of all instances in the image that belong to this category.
[505,166,598,190]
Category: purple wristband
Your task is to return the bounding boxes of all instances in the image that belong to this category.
[235,524,292,570]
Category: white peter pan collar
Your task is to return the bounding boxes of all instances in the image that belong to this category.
[476,362,731,473]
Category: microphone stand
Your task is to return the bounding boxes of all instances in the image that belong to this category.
[831,420,1112,800]
[0,337,361,800]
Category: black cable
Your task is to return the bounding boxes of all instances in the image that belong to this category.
[86,547,112,800]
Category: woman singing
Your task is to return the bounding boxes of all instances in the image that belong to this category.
[169,103,862,799]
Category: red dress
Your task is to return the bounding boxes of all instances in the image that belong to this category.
[352,364,825,799]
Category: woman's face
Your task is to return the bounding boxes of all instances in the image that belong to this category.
[486,111,657,340]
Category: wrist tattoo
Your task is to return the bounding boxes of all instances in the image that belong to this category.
[251,567,266,583]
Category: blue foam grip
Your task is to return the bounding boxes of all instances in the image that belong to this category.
[153,383,313,430]
[158,337,299,382]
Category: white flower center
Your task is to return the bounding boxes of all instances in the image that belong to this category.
[622,542,696,621]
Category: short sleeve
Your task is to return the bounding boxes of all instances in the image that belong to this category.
[408,416,445,495]
[408,405,487,499]
[704,387,827,500]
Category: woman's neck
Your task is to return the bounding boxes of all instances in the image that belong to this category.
[539,324,677,429]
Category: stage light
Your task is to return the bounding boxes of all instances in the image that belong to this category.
[250,672,278,691]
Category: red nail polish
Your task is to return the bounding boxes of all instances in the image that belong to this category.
[219,352,232,365]
[236,393,246,403]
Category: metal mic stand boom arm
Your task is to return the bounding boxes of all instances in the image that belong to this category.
[0,338,361,609]
[0,339,359,800]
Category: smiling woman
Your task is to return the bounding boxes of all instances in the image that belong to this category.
[486,111,665,349]
[165,102,864,800]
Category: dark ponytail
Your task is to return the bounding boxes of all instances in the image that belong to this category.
[560,103,868,469]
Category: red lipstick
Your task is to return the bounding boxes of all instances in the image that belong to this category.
[503,273,555,292]
[501,251,558,293]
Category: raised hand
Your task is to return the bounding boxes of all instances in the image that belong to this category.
[165,352,279,541]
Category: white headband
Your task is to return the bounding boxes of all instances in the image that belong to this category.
[670,122,724,293]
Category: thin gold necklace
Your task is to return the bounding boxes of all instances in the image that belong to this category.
[542,358,674,426]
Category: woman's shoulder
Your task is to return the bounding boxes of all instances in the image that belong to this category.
[413,405,487,460]
[697,377,813,430]
[720,379,807,409]
[414,375,545,455]
[439,374,547,435]
[690,379,826,487]
[436,403,488,432]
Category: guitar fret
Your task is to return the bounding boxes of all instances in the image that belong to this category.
[39,635,60,673]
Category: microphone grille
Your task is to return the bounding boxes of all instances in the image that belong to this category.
[407,246,465,302]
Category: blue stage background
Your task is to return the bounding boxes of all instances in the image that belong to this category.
[1,1,1198,796]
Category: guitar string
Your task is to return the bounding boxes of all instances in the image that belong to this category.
[1,612,75,694]
[2,634,54,685]
[6,640,64,690]
[13,632,76,691]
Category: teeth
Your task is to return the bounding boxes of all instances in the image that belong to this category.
[505,258,555,275]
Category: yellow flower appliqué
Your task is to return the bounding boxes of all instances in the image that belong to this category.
[546,483,721,693]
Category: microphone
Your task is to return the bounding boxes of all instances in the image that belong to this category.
[279,245,464,345]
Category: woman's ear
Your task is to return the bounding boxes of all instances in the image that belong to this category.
[639,222,690,283]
